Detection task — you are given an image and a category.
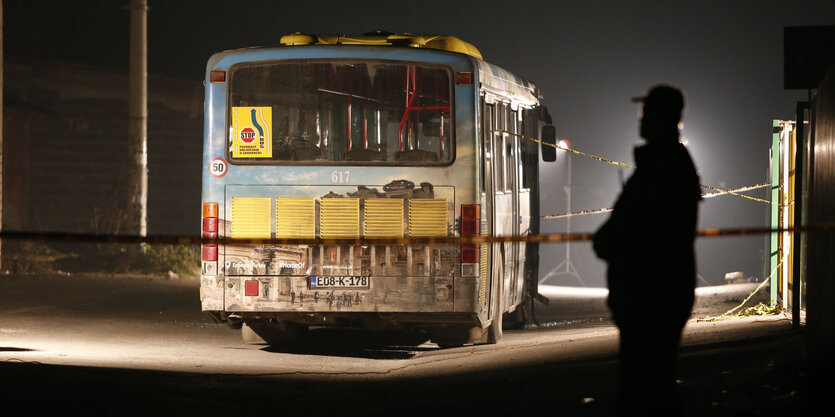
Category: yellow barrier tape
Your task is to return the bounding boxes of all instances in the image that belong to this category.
[700,182,770,199]
[498,129,634,168]
[696,261,780,322]
[499,129,780,207]
[543,184,775,220]
[3,223,833,247]
[699,184,777,206]
[543,208,613,219]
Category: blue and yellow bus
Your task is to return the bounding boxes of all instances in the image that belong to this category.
[199,32,556,347]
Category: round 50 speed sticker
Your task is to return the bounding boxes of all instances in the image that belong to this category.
[209,158,228,178]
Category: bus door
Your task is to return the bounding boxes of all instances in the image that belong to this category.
[503,105,522,308]
[493,103,518,311]
[509,107,527,309]
[482,100,498,318]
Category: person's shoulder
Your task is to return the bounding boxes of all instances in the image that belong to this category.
[673,143,697,169]
[654,142,695,165]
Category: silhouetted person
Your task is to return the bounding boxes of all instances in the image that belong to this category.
[593,84,701,417]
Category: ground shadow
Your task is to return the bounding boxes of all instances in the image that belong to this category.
[257,327,434,359]
[0,347,36,352]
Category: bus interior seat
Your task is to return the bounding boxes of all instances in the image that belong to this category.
[292,147,320,160]
[274,149,292,161]
[395,149,439,162]
[290,139,321,160]
[345,149,385,161]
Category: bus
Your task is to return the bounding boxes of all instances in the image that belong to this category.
[199,32,556,347]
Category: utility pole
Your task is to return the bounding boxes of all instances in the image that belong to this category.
[126,0,148,243]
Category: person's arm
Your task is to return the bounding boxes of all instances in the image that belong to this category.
[593,173,643,261]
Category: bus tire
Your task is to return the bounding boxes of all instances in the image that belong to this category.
[431,325,481,348]
[242,319,307,345]
[486,289,504,344]
[503,306,526,330]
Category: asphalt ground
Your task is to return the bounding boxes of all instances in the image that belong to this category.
[0,274,816,416]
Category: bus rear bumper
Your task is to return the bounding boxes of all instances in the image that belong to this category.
[200,274,481,316]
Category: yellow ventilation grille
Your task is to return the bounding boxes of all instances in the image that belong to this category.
[320,198,360,238]
[479,224,488,303]
[230,197,271,239]
[409,199,448,237]
[275,198,315,238]
[364,199,404,238]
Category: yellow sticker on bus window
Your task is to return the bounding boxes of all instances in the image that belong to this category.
[231,107,272,158]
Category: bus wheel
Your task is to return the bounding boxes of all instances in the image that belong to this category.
[430,325,481,348]
[242,319,307,345]
[503,306,526,330]
[486,286,504,344]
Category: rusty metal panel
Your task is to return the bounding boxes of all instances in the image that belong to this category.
[479,220,488,304]
[226,275,454,312]
[807,66,835,365]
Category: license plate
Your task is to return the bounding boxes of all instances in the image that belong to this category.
[309,275,370,289]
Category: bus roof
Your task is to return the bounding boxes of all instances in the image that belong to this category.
[210,33,540,108]
[278,32,483,60]
[476,59,540,108]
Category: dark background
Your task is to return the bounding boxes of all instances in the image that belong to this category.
[5,0,835,286]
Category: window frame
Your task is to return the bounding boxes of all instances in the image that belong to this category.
[224,58,456,167]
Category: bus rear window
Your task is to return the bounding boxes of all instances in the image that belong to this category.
[227,61,453,165]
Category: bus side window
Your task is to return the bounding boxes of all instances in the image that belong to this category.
[514,109,524,190]
[505,106,516,192]
[521,109,537,189]
[483,100,493,191]
[493,104,504,191]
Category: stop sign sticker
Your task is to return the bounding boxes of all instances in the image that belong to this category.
[240,127,257,144]
[209,158,228,178]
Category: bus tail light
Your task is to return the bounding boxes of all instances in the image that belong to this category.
[462,244,479,263]
[202,203,219,274]
[202,218,219,239]
[203,202,218,218]
[461,204,480,276]
[202,245,218,262]
[209,70,226,83]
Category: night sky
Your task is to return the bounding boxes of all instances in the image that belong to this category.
[5,0,835,286]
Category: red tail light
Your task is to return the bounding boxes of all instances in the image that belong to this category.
[461,204,480,234]
[462,244,479,263]
[202,217,218,239]
[461,204,480,266]
[202,245,218,261]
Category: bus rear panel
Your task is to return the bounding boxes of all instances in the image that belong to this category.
[200,34,546,345]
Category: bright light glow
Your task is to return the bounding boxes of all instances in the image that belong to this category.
[538,285,608,298]
[558,139,571,150]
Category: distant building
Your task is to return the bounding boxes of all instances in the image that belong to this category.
[3,56,202,236]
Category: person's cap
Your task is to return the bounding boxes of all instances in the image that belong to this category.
[631,84,685,113]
